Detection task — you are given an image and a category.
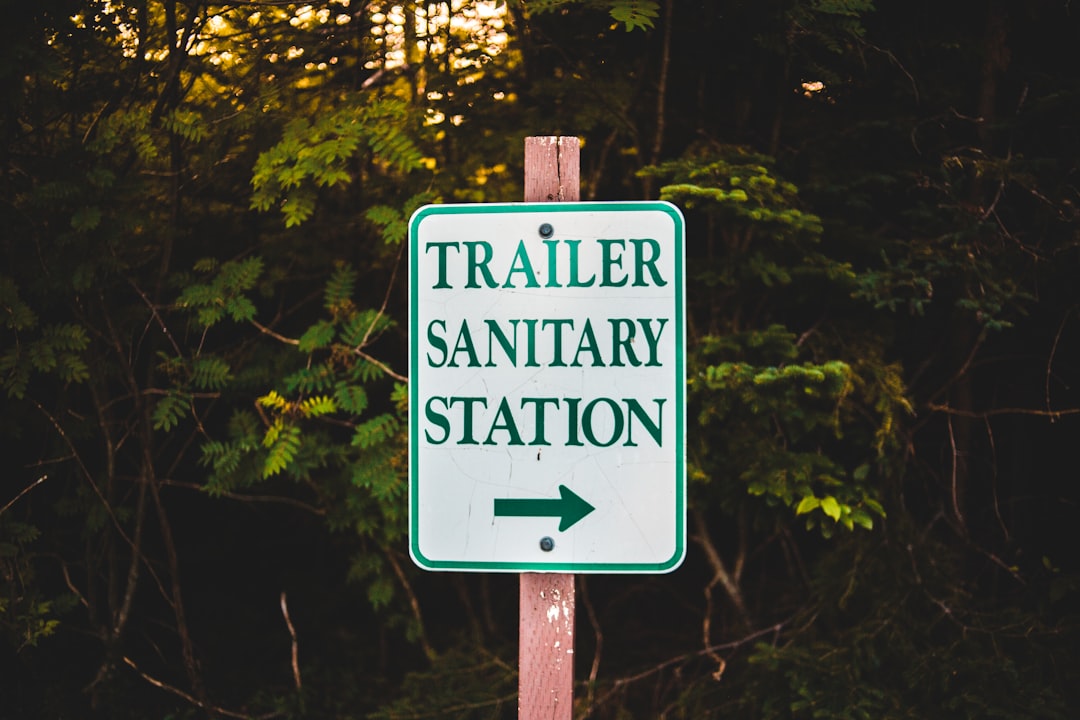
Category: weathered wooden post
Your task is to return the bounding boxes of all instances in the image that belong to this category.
[408,134,684,720]
[518,136,580,720]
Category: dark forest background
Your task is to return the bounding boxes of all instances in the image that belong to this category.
[2,1,1079,717]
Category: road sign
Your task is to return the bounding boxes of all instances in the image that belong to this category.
[409,201,685,572]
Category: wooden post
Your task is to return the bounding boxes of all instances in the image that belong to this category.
[519,136,579,720]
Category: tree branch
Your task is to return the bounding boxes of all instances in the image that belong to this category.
[159,479,326,515]
[591,621,789,708]
[252,318,301,345]
[929,402,1080,420]
[122,656,283,720]
[691,509,751,675]
[0,475,47,516]
[354,349,408,382]
[579,576,604,718]
[280,592,302,690]
[385,547,435,660]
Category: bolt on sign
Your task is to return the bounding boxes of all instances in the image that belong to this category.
[409,202,685,573]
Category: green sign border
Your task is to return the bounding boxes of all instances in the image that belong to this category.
[408,201,686,573]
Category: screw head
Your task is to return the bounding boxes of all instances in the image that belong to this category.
[538,223,554,239]
[539,536,555,552]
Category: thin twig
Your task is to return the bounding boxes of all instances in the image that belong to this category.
[946,413,968,535]
[929,402,1080,420]
[31,401,132,544]
[375,692,518,720]
[649,0,673,168]
[357,241,404,351]
[355,349,408,382]
[122,656,283,720]
[385,548,435,660]
[127,277,183,357]
[0,475,47,516]
[159,479,325,515]
[579,576,604,718]
[1046,307,1074,418]
[591,622,788,708]
[280,592,302,690]
[58,559,91,610]
[860,40,919,103]
[148,469,205,702]
[982,415,1009,542]
[926,326,987,406]
[691,510,750,631]
[351,243,408,382]
[252,319,300,345]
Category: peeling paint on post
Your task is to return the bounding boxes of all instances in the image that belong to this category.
[520,574,575,719]
[519,136,578,720]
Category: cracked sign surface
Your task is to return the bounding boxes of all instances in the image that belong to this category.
[409,202,685,572]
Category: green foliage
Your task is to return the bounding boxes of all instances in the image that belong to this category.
[161,108,207,143]
[251,99,424,227]
[151,391,189,431]
[365,192,437,246]
[173,259,410,572]
[261,419,303,478]
[693,346,889,534]
[609,0,661,31]
[851,221,1033,331]
[1,595,63,652]
[370,648,517,719]
[790,0,876,50]
[191,356,232,390]
[738,536,1073,720]
[298,321,336,352]
[646,149,824,241]
[0,277,37,331]
[324,262,356,313]
[649,150,901,536]
[352,413,400,450]
[198,411,263,492]
[0,512,72,652]
[1,277,90,397]
[527,0,661,31]
[176,257,264,328]
[334,383,369,415]
[340,310,395,350]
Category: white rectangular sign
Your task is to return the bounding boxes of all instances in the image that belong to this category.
[409,202,685,572]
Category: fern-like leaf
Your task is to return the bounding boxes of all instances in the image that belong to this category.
[191,356,232,390]
[263,421,302,477]
[298,320,336,353]
[351,413,400,449]
[258,390,290,412]
[334,384,369,415]
[152,392,189,431]
[324,262,356,313]
[299,395,337,418]
[283,364,335,394]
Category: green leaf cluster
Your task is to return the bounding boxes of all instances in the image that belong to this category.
[527,0,661,31]
[648,150,902,537]
[251,99,424,227]
[175,257,263,328]
[738,537,1073,720]
[647,148,824,241]
[692,337,889,535]
[1,277,89,398]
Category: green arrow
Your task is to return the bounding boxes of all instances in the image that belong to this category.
[493,485,596,532]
